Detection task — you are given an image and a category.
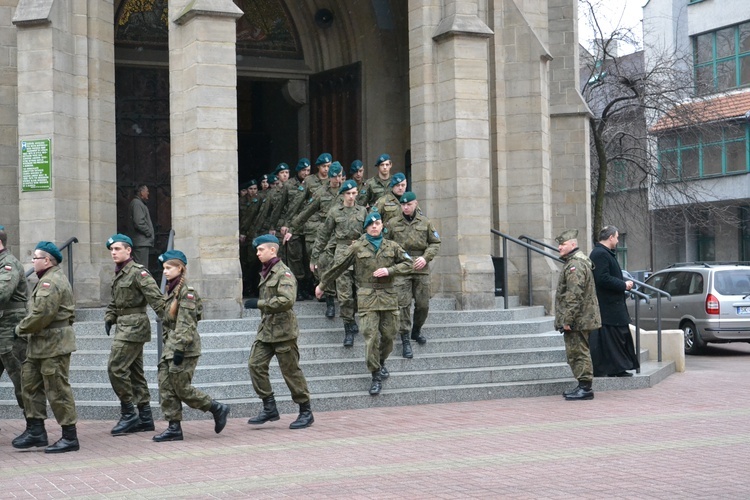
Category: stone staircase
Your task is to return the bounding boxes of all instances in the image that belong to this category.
[0,297,675,421]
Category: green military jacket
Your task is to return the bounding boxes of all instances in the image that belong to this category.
[239,194,262,240]
[290,183,341,236]
[16,266,76,359]
[311,203,367,265]
[276,177,310,229]
[303,173,326,192]
[259,186,283,233]
[105,260,165,343]
[361,175,391,207]
[161,281,202,359]
[385,213,441,275]
[554,249,602,332]
[320,236,413,312]
[256,260,299,343]
[0,249,28,312]
[372,191,402,226]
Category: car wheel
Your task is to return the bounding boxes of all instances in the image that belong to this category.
[683,320,705,355]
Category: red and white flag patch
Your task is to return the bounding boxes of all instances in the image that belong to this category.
[42,282,51,288]
[186,293,195,300]
[284,272,292,277]
[140,271,150,277]
[4,265,11,271]
[569,266,576,272]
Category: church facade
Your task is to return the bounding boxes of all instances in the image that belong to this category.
[0,0,591,317]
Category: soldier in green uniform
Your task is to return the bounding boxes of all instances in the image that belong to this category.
[285,161,345,297]
[554,229,601,401]
[240,179,262,297]
[311,180,367,342]
[316,212,413,395]
[257,174,282,235]
[275,159,312,299]
[152,250,230,442]
[0,226,28,416]
[361,153,393,207]
[304,153,332,192]
[372,173,408,226]
[12,241,79,453]
[245,234,314,430]
[104,233,166,435]
[385,192,441,358]
[350,160,367,206]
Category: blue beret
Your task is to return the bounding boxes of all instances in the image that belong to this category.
[267,174,278,184]
[253,234,280,247]
[339,179,358,194]
[261,174,269,182]
[239,181,252,190]
[328,161,343,177]
[375,154,390,166]
[159,249,187,265]
[316,153,332,165]
[296,158,311,171]
[35,241,63,264]
[364,210,382,229]
[400,191,417,203]
[273,163,289,174]
[106,233,133,249]
[248,178,258,187]
[390,173,406,187]
[350,160,363,173]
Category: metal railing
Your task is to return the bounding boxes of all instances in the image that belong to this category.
[626,278,671,363]
[519,235,561,306]
[155,229,176,364]
[25,237,79,289]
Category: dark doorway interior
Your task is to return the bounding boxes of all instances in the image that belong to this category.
[237,78,299,184]
[115,66,171,281]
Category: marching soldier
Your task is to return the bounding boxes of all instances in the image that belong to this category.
[276,159,313,299]
[0,226,28,417]
[385,192,441,358]
[554,229,601,401]
[311,180,367,342]
[360,153,393,207]
[152,250,230,442]
[245,234,314,430]
[12,242,79,453]
[372,172,408,226]
[104,233,166,435]
[316,212,413,395]
[304,153,332,192]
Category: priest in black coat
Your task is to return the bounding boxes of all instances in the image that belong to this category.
[589,226,640,377]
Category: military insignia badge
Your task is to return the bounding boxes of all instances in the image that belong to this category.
[284,272,292,277]
[298,186,305,191]
[42,282,51,288]
[434,231,440,238]
[141,271,150,277]
[187,293,195,300]
[4,265,11,271]
[569,266,576,272]
[404,252,411,259]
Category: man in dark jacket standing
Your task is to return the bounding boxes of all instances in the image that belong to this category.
[128,185,155,266]
[589,226,640,377]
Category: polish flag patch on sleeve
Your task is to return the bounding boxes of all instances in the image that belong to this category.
[569,266,576,272]
[284,272,292,277]
[186,293,195,300]
[4,265,11,271]
[42,282,51,288]
[140,271,150,277]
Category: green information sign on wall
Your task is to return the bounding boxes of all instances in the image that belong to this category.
[21,139,52,192]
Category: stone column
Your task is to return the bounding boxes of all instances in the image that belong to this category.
[409,0,495,310]
[0,1,19,249]
[169,0,243,318]
[13,0,117,306]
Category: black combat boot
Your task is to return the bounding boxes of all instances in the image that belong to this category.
[111,401,140,435]
[248,396,280,425]
[562,383,581,397]
[343,322,355,347]
[379,361,390,379]
[411,327,427,345]
[153,421,183,442]
[350,322,359,335]
[325,295,336,318]
[209,400,230,433]
[289,402,314,429]
[369,372,382,396]
[45,425,79,453]
[401,333,413,359]
[12,418,48,449]
[564,381,594,401]
[136,404,155,432]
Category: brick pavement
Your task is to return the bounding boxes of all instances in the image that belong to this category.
[1,343,749,499]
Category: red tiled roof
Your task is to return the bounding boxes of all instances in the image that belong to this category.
[650,90,750,132]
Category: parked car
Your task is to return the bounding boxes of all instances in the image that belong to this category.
[626,263,750,354]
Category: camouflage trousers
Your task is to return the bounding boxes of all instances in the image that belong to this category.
[335,268,357,322]
[563,329,594,383]
[108,339,150,406]
[157,355,212,422]
[395,273,431,334]
[249,338,310,404]
[22,354,78,426]
[0,310,28,409]
[359,309,399,373]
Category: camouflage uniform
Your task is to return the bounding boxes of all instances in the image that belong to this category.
[105,260,165,406]
[240,193,263,296]
[0,248,28,409]
[386,212,441,340]
[312,203,368,323]
[275,176,311,281]
[258,186,284,234]
[554,249,601,383]
[320,236,413,373]
[360,175,391,207]
[248,259,311,404]
[373,191,403,226]
[158,282,213,421]
[16,266,77,426]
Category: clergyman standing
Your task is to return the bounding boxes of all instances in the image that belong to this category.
[128,184,155,267]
